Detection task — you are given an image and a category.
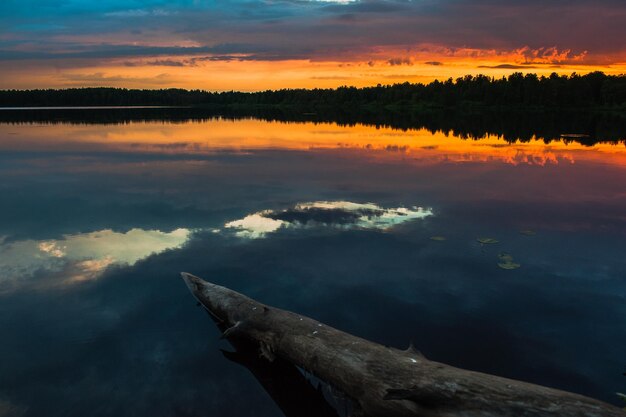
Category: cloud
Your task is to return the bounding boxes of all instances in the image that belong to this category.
[13,23,65,32]
[225,214,285,239]
[60,72,173,86]
[384,145,409,152]
[142,59,186,67]
[383,74,420,79]
[310,0,357,4]
[223,201,433,239]
[478,64,538,69]
[310,75,350,80]
[104,9,172,18]
[387,57,412,66]
[0,0,624,71]
[513,46,588,64]
[0,228,192,290]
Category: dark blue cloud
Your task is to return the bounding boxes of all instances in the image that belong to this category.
[0,0,624,65]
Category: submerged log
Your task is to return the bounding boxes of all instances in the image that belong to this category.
[181,272,624,417]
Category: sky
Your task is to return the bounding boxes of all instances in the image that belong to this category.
[0,0,625,90]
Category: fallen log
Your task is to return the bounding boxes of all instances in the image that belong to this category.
[221,334,343,417]
[181,272,624,417]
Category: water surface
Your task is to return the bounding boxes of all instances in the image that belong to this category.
[0,115,625,416]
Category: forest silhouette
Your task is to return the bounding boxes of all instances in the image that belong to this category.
[2,72,626,108]
[1,72,625,145]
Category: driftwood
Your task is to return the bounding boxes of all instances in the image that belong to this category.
[220,332,343,417]
[181,272,624,417]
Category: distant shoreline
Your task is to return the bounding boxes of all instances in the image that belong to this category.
[1,103,624,146]
[1,72,625,111]
[0,106,179,110]
[0,103,622,111]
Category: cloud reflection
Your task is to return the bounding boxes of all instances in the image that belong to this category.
[0,228,191,289]
[224,201,433,239]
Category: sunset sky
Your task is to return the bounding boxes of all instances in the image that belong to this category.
[1,0,625,90]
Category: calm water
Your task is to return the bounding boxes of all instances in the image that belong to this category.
[0,116,625,416]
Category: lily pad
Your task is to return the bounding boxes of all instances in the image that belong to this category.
[497,252,520,269]
[519,230,536,236]
[430,236,446,241]
[498,261,521,270]
[477,237,499,244]
[498,252,514,262]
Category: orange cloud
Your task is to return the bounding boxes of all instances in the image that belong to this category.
[0,42,623,90]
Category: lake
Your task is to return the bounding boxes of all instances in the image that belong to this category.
[0,112,625,416]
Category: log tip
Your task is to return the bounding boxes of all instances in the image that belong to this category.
[181,272,205,296]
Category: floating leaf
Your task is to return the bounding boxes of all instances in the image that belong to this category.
[498,252,514,262]
[477,237,499,244]
[498,261,521,270]
[430,236,446,241]
[498,252,520,269]
[519,230,536,236]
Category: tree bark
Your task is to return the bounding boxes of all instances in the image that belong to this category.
[182,272,624,417]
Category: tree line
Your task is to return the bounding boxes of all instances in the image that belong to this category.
[1,72,626,108]
[1,105,624,146]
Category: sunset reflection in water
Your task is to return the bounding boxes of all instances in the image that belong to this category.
[0,116,624,416]
[0,118,624,167]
